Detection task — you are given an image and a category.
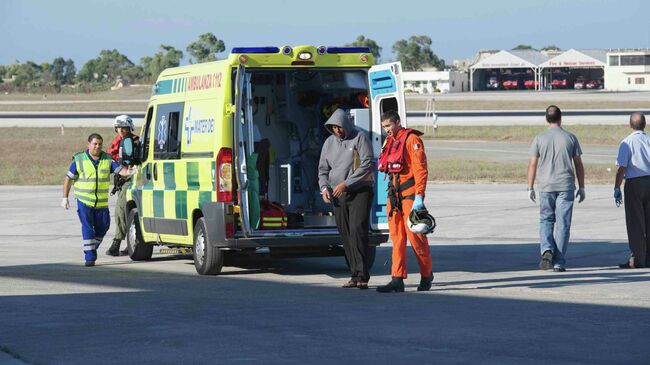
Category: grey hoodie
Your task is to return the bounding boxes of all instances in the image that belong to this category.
[318,109,374,193]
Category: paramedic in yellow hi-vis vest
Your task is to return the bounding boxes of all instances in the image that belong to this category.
[61,133,137,267]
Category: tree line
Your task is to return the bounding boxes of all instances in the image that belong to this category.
[0,33,445,93]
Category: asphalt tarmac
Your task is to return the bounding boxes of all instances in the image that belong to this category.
[1,184,648,364]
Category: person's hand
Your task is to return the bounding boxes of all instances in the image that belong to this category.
[61,197,69,210]
[614,188,623,207]
[413,195,424,210]
[126,166,139,176]
[576,188,586,203]
[527,188,536,204]
[332,182,347,198]
[322,188,331,204]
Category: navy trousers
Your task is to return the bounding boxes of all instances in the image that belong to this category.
[76,201,111,262]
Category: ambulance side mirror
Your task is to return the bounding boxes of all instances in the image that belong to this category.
[119,136,142,166]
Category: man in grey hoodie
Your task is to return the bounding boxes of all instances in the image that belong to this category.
[319,108,375,289]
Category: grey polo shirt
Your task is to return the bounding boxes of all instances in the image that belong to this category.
[529,127,582,192]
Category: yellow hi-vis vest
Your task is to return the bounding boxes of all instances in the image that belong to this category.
[73,151,112,208]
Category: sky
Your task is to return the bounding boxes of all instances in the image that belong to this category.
[1,0,649,67]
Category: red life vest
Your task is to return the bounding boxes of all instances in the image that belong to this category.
[378,128,423,173]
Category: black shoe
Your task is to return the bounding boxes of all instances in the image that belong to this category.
[539,250,553,270]
[105,239,121,257]
[376,277,405,293]
[417,274,434,291]
[553,267,566,272]
[120,248,129,256]
[85,261,95,267]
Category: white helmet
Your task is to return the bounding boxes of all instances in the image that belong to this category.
[408,208,436,235]
[113,114,134,132]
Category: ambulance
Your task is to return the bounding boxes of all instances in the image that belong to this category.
[124,45,409,275]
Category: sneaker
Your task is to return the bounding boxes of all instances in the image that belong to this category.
[417,274,434,291]
[539,250,553,270]
[376,277,405,293]
[84,261,95,267]
[552,267,566,272]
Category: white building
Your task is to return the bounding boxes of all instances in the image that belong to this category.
[402,69,469,94]
[605,49,650,91]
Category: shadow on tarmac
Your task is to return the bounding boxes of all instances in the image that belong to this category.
[0,241,649,364]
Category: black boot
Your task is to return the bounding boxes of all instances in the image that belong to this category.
[376,277,405,293]
[417,273,434,291]
[105,239,121,257]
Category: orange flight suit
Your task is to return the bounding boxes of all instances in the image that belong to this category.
[386,129,432,278]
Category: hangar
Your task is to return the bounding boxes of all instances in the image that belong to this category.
[459,47,649,92]
[538,49,606,90]
[469,50,548,91]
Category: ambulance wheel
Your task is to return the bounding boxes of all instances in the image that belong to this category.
[126,208,153,261]
[193,217,224,275]
[344,245,376,271]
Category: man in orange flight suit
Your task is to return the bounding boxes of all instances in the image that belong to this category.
[376,110,433,293]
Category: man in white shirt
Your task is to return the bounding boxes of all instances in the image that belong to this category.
[614,112,650,269]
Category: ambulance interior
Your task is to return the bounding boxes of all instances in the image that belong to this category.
[237,69,370,232]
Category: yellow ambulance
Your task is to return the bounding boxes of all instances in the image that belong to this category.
[125,45,409,275]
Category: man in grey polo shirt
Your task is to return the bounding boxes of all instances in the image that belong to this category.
[527,105,585,272]
[614,112,650,269]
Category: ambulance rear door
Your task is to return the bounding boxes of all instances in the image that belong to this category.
[233,65,253,237]
[368,62,407,231]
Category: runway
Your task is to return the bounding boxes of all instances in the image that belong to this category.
[0,108,644,127]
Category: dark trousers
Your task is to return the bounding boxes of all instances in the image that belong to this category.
[333,186,373,281]
[624,175,650,267]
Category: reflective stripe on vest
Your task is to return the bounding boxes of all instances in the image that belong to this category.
[73,152,111,208]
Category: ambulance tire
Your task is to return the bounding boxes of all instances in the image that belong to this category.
[193,217,224,275]
[126,208,153,261]
[344,245,376,271]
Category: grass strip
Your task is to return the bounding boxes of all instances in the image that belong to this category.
[0,127,620,185]
[416,125,629,146]
[0,127,114,185]
[428,159,614,184]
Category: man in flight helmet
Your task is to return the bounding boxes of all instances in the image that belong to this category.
[106,114,139,256]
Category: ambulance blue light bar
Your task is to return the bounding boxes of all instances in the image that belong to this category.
[326,47,371,54]
[231,47,280,54]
